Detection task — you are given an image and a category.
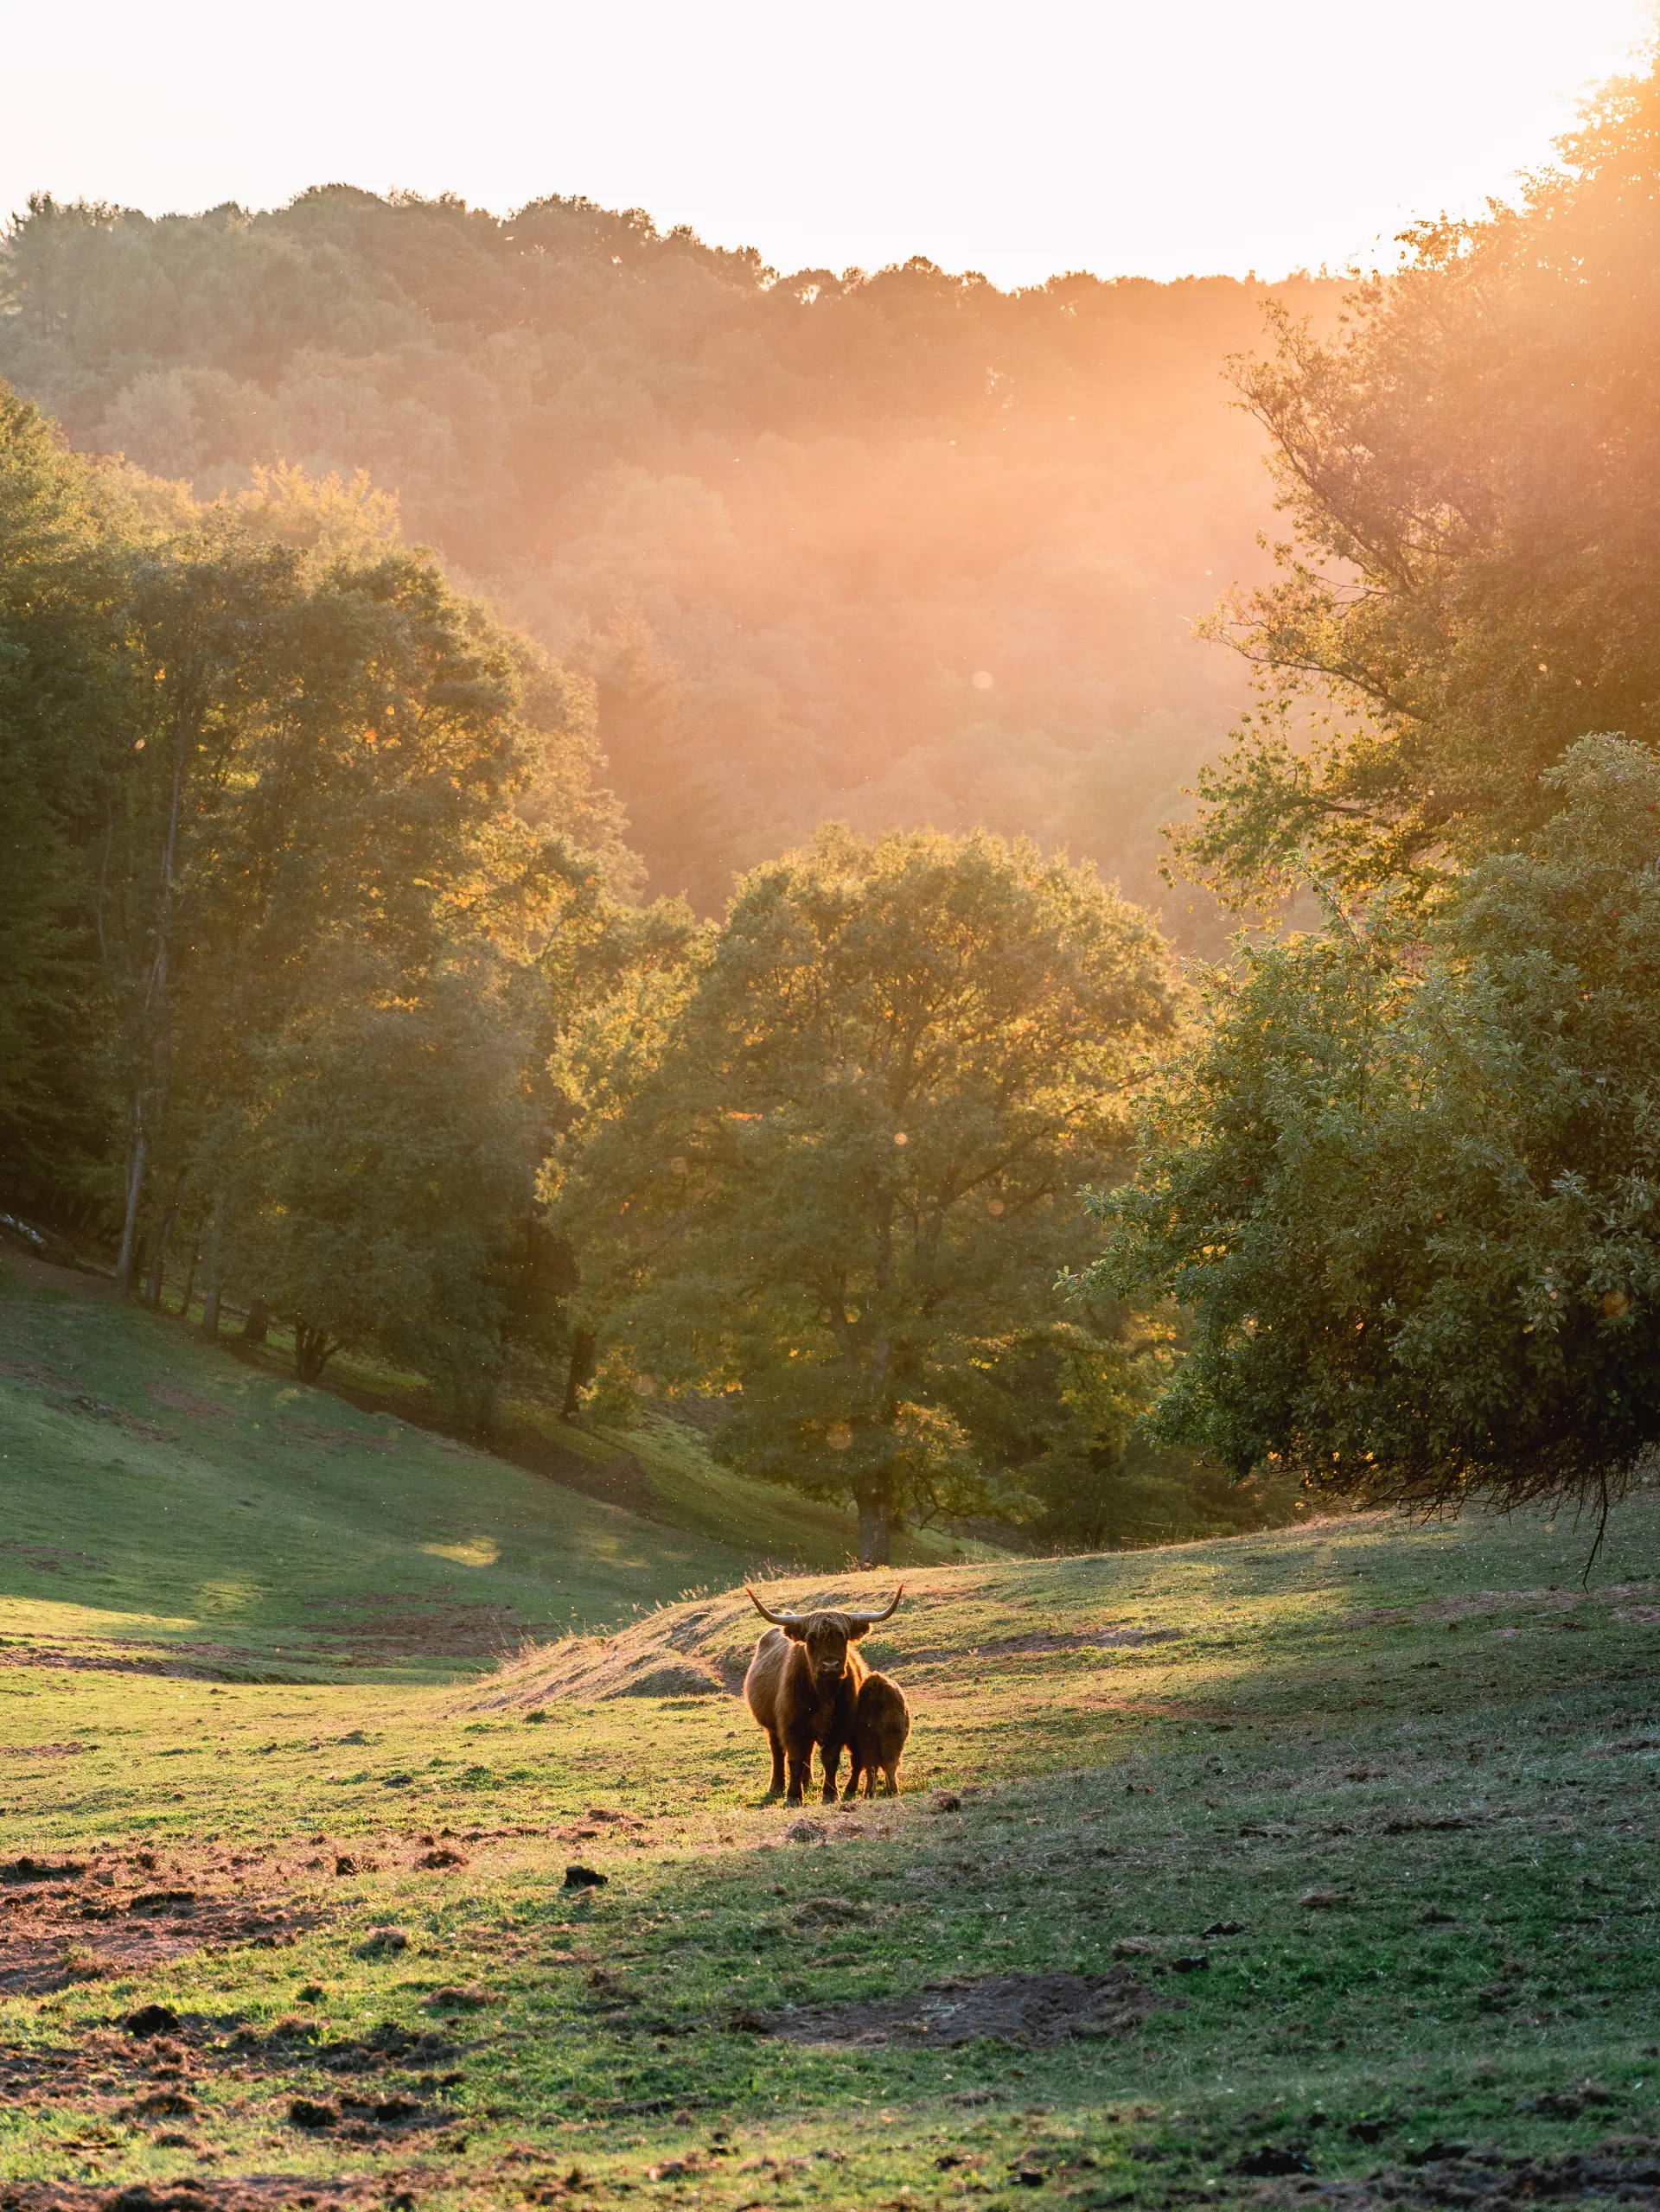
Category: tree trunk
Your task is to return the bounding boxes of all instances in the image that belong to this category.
[241,1301,270,1347]
[293,1322,335,1383]
[199,1207,222,1342]
[141,1220,168,1309]
[177,1245,199,1323]
[143,1185,181,1310]
[856,1476,893,1568]
[561,1328,597,1421]
[114,1125,148,1302]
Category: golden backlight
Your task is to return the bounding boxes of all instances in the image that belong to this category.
[3,0,1651,285]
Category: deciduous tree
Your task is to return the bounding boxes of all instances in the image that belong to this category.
[1101,736,1660,1533]
[1181,51,1660,907]
[549,828,1176,1562]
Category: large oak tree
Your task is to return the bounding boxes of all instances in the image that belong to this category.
[548,827,1176,1562]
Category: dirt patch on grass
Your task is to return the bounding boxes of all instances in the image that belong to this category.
[273,1418,396,1456]
[295,1594,533,1665]
[48,1389,171,1443]
[0,1540,104,1574]
[0,1862,320,1995]
[147,1383,228,1418]
[1306,2144,1660,2210]
[738,1967,1179,2047]
[2,2179,390,2212]
[904,1625,1186,1662]
[0,1647,239,1681]
[1347,1581,1660,1630]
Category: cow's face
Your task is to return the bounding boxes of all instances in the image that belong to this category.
[785,1611,866,1686]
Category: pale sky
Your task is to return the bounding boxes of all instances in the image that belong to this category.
[6,0,1654,286]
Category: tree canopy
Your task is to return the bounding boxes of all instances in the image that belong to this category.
[1180,55,1660,907]
[1101,736,1660,1527]
[0,386,629,1419]
[0,189,1340,928]
[547,827,1178,1562]
[1083,53,1660,1535]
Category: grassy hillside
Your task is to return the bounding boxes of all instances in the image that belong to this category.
[0,1261,975,1688]
[0,1406,1657,2207]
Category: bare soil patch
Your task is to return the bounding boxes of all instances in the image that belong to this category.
[1304,2143,1660,2210]
[0,1965,467,2151]
[1346,1583,1660,1630]
[293,1596,530,1666]
[0,1648,231,1681]
[0,1858,320,1996]
[737,1967,1179,2047]
[899,1626,1185,1666]
[271,1418,394,1457]
[147,1384,228,1418]
[2,2180,393,2212]
[61,1395,170,1443]
[0,1541,104,1575]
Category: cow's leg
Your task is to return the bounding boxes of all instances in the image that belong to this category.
[784,1729,813,1806]
[841,1754,865,1804]
[881,1764,899,1796]
[820,1737,846,1803]
[764,1730,786,1800]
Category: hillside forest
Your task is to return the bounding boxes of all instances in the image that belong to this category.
[0,194,1338,924]
[8,48,1660,1562]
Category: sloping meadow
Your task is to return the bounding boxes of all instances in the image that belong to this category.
[0,1491,1657,2206]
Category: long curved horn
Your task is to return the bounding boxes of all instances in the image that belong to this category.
[843,1583,904,1626]
[746,1585,806,1626]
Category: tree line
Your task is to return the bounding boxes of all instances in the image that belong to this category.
[0,409,629,1423]
[0,189,1339,934]
[3,398,1289,1560]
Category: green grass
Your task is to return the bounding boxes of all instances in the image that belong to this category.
[149,1278,977,1581]
[0,1420,1657,2205]
[0,1263,764,1681]
[3,1256,1660,2203]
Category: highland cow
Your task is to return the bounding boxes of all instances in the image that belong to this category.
[846,1668,910,1798]
[743,1585,903,1806]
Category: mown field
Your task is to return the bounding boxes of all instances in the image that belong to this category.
[2,1263,1658,2212]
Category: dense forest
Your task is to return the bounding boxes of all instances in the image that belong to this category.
[0,391,1261,1558]
[0,194,1338,925]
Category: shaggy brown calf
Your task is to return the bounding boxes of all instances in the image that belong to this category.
[743,1586,903,1805]
[845,1669,910,1799]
